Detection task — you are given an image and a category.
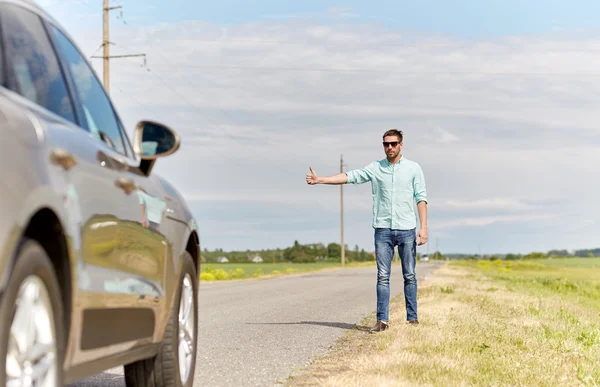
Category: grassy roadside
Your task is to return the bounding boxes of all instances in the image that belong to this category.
[200,261,377,281]
[287,259,600,386]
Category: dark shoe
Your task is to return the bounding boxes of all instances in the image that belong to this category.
[369,321,389,333]
[408,320,419,325]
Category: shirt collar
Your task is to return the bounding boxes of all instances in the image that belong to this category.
[385,155,403,166]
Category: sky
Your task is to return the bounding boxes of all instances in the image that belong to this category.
[36,0,600,255]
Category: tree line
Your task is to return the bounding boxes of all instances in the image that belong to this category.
[201,241,453,264]
[201,242,598,264]
[202,241,376,263]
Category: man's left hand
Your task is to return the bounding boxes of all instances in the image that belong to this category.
[417,228,428,246]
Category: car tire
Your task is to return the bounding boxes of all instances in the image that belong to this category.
[125,252,198,387]
[0,238,65,386]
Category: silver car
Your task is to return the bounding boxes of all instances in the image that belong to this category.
[0,0,200,385]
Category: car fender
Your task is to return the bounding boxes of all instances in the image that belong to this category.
[0,184,73,293]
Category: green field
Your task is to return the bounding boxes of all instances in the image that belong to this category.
[536,257,600,268]
[456,257,600,311]
[199,261,375,281]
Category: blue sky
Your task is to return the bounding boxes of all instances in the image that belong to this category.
[41,0,600,37]
[37,1,600,255]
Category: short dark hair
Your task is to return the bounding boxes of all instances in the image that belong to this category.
[383,129,403,142]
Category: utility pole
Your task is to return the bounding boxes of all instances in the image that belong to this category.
[96,0,146,94]
[103,0,113,93]
[340,154,345,267]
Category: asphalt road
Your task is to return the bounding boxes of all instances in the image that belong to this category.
[70,261,442,386]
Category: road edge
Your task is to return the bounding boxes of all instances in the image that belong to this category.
[281,261,448,386]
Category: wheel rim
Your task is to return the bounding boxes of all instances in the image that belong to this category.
[6,275,57,387]
[178,274,195,384]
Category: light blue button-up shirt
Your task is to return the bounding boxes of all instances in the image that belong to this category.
[345,157,427,230]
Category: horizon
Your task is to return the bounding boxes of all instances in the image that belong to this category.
[37,0,600,255]
[200,241,599,257]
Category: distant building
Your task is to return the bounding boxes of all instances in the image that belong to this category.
[216,256,229,263]
[246,253,264,263]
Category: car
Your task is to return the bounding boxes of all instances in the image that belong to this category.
[0,1,200,386]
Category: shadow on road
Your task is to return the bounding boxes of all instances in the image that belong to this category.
[247,321,371,331]
[66,371,125,387]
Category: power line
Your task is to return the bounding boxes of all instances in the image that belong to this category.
[147,37,600,55]
[90,0,146,94]
[110,41,262,149]
[144,67,249,148]
[105,43,252,148]
[137,64,600,77]
[88,43,104,59]
[117,42,600,78]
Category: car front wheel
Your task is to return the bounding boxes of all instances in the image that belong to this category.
[0,239,64,387]
[125,253,198,387]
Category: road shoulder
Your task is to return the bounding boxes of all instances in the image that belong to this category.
[284,262,447,386]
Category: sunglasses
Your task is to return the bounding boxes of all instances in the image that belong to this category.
[382,141,400,147]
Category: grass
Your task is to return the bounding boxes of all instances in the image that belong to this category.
[200,261,376,281]
[536,257,600,268]
[460,258,600,311]
[287,258,600,386]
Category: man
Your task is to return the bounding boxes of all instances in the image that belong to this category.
[306,129,428,333]
[137,187,166,233]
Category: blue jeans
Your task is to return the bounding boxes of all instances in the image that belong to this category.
[374,228,418,322]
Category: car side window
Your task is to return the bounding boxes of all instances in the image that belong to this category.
[50,25,127,156]
[0,4,76,124]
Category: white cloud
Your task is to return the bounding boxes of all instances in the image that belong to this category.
[430,124,460,143]
[326,7,359,20]
[437,198,534,211]
[434,213,558,230]
[38,11,600,253]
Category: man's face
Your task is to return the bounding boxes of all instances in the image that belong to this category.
[382,135,402,159]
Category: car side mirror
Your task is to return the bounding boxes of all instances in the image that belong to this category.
[133,120,180,160]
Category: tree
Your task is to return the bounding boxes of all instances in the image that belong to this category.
[359,248,372,261]
[327,243,341,259]
[309,243,327,259]
[522,252,546,260]
[574,248,600,257]
[548,249,570,257]
[283,241,315,263]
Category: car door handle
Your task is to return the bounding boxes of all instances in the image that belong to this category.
[50,148,77,171]
[115,177,136,194]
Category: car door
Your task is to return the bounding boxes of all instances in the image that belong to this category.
[0,3,167,361]
[46,20,170,351]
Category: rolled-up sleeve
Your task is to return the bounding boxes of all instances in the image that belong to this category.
[413,164,427,204]
[346,163,374,184]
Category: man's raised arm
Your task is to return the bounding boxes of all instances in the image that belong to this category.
[306,167,348,185]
